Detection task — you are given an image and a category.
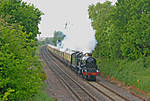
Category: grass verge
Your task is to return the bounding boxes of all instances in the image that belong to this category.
[31,45,53,101]
[96,56,150,93]
[31,90,53,101]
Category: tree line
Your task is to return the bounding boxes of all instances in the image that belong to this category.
[38,31,66,47]
[88,0,150,61]
[0,0,44,100]
[88,0,150,92]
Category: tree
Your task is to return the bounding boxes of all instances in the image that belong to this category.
[0,0,43,39]
[88,1,115,58]
[0,0,44,100]
[52,31,66,46]
[0,17,42,101]
[112,0,150,59]
[89,0,150,59]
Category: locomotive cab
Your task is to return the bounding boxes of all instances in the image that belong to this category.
[71,52,83,72]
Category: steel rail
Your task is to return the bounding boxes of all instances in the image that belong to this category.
[44,46,144,101]
[40,47,82,101]
[87,81,129,101]
[45,46,127,101]
[41,46,98,101]
[44,46,98,101]
[97,82,129,101]
[44,46,127,101]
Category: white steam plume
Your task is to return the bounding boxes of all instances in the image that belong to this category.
[61,20,97,53]
[22,0,117,53]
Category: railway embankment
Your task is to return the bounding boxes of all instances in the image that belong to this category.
[40,46,144,101]
[96,58,150,100]
[0,0,49,100]
[88,1,150,100]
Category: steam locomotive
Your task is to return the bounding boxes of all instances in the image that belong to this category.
[47,44,100,81]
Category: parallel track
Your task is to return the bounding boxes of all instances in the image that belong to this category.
[87,81,129,101]
[40,46,143,101]
[40,46,98,101]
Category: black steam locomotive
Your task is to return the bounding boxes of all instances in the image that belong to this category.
[48,45,100,81]
[71,52,100,81]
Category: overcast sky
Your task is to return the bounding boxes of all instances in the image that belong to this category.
[23,0,117,52]
[23,0,116,37]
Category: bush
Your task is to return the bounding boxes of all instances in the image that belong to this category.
[0,18,43,100]
[97,57,150,92]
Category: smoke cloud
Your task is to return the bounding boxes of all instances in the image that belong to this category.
[61,20,97,53]
[22,0,117,53]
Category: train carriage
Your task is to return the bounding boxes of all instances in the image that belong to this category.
[47,44,100,81]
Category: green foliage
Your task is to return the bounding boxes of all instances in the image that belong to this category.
[0,0,43,39]
[0,14,42,101]
[38,31,65,46]
[112,0,150,59]
[30,90,53,101]
[0,0,49,100]
[38,37,54,46]
[40,71,47,81]
[97,57,150,92]
[89,0,150,59]
[89,0,150,92]
[2,89,15,101]
[52,31,66,46]
[88,1,116,58]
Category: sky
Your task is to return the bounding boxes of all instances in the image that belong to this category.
[23,0,117,52]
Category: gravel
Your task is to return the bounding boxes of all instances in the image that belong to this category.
[39,47,147,101]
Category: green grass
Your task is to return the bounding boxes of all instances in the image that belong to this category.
[30,90,53,101]
[35,45,42,56]
[97,56,150,92]
[30,45,53,101]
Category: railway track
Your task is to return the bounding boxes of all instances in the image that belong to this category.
[40,46,143,101]
[87,81,129,101]
[40,46,98,101]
